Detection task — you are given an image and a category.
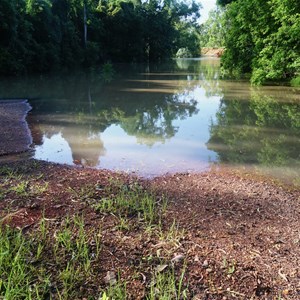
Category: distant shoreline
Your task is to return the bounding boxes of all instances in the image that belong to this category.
[0,99,32,156]
[201,47,225,57]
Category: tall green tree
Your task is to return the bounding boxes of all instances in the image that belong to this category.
[200,6,225,48]
[25,0,61,71]
[0,0,202,74]
[221,0,300,84]
[0,0,33,74]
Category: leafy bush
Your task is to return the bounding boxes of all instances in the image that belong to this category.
[221,0,300,85]
[176,48,192,58]
[291,76,300,87]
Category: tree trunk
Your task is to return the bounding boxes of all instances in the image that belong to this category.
[83,1,87,48]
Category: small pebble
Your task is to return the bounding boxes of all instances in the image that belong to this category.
[202,259,209,267]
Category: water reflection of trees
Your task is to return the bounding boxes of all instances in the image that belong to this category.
[23,61,206,165]
[95,92,198,147]
[207,89,300,182]
[0,59,223,167]
[175,58,222,97]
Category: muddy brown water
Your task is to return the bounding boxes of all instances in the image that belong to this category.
[0,58,299,185]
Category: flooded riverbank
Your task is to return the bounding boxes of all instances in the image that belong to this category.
[0,58,299,185]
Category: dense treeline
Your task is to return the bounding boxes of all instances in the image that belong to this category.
[0,0,201,75]
[218,0,300,85]
[199,6,225,48]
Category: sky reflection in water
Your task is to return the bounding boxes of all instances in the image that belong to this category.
[1,58,298,183]
[33,71,221,176]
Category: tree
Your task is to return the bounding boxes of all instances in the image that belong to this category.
[0,0,202,74]
[216,0,235,6]
[251,0,300,84]
[25,0,61,72]
[221,0,300,84]
[0,0,33,74]
[199,6,225,48]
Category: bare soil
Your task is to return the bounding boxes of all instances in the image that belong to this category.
[0,101,300,299]
[0,100,32,155]
[201,48,225,57]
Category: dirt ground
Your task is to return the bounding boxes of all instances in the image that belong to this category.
[0,100,32,155]
[201,48,225,57]
[0,102,300,299]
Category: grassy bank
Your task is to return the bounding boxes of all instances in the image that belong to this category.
[1,160,300,299]
[0,162,187,299]
[0,214,186,299]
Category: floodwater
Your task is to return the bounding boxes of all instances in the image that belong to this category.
[0,58,299,184]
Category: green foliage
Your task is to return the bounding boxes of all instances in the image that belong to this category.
[174,21,201,57]
[221,0,300,84]
[200,7,225,48]
[0,0,202,74]
[100,62,115,82]
[176,48,192,58]
[290,76,300,87]
[217,0,235,6]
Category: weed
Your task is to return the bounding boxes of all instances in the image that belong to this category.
[94,198,115,213]
[146,266,187,300]
[0,226,41,299]
[10,180,29,196]
[58,262,81,298]
[93,229,102,260]
[55,226,73,252]
[9,181,48,197]
[39,216,48,242]
[73,215,91,272]
[68,185,96,201]
[0,185,6,200]
[115,216,130,231]
[0,215,104,299]
[157,220,185,247]
[100,273,127,300]
[93,186,167,226]
[0,166,16,177]
[222,258,236,276]
[31,182,48,195]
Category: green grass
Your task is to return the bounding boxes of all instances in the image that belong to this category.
[93,183,167,226]
[0,216,102,299]
[98,266,187,300]
[0,217,188,299]
[157,220,185,246]
[100,273,127,300]
[0,225,30,299]
[147,266,187,300]
[9,180,48,197]
[0,171,191,299]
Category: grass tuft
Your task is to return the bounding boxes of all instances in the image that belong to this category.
[93,182,167,226]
